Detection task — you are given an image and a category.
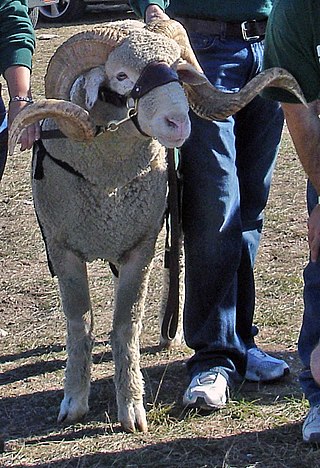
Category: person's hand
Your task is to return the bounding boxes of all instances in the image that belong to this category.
[311,341,320,386]
[145,5,170,23]
[308,204,320,262]
[8,100,40,151]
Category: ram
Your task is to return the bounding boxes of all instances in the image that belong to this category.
[9,19,304,433]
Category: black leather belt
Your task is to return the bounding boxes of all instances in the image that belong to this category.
[176,17,267,41]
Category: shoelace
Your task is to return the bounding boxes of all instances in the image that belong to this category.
[198,373,218,385]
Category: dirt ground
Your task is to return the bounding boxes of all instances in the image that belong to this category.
[1,6,320,468]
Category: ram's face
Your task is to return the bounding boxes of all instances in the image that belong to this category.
[137,81,191,148]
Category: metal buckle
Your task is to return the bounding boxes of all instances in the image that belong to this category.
[241,21,260,41]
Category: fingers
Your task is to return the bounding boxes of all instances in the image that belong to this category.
[147,12,170,22]
[310,342,320,386]
[18,122,41,151]
[309,234,320,262]
[8,99,41,152]
[308,205,320,262]
[145,5,170,23]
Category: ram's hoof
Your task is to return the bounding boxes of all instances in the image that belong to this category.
[58,396,89,424]
[119,403,148,433]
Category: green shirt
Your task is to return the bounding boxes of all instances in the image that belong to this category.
[0,0,35,76]
[263,0,320,103]
[129,0,275,22]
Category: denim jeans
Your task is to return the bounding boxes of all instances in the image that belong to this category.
[299,181,320,406]
[180,33,284,385]
[0,96,8,180]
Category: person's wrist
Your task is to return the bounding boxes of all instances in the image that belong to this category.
[9,96,34,105]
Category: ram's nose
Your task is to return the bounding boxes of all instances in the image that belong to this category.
[165,114,191,141]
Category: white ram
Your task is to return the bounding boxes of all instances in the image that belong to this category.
[9,19,305,433]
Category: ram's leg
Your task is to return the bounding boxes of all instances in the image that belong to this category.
[159,237,184,348]
[53,249,93,423]
[112,248,152,433]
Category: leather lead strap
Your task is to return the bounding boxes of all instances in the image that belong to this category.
[161,148,182,342]
[41,128,67,139]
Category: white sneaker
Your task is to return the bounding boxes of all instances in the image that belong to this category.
[245,347,290,382]
[183,370,229,410]
[302,405,320,443]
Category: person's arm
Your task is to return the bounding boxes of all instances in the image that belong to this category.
[283,101,320,192]
[282,100,320,261]
[4,65,40,151]
[0,0,39,151]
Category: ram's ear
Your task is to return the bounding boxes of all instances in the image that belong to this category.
[83,66,107,110]
[70,67,107,111]
[175,60,209,85]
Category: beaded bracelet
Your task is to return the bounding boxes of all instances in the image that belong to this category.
[9,96,34,104]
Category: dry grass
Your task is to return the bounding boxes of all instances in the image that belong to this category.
[1,7,320,467]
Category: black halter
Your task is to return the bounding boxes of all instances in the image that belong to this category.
[130,61,180,100]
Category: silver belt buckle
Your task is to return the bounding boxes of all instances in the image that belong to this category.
[241,21,260,41]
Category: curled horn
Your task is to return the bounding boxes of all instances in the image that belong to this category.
[147,20,306,119]
[45,24,139,100]
[8,100,96,155]
[184,67,307,120]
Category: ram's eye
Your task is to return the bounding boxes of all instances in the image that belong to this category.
[116,72,128,81]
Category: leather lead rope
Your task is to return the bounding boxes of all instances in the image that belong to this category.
[161,147,182,342]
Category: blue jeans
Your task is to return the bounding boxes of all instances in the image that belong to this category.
[181,34,284,385]
[0,96,8,180]
[299,181,320,406]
